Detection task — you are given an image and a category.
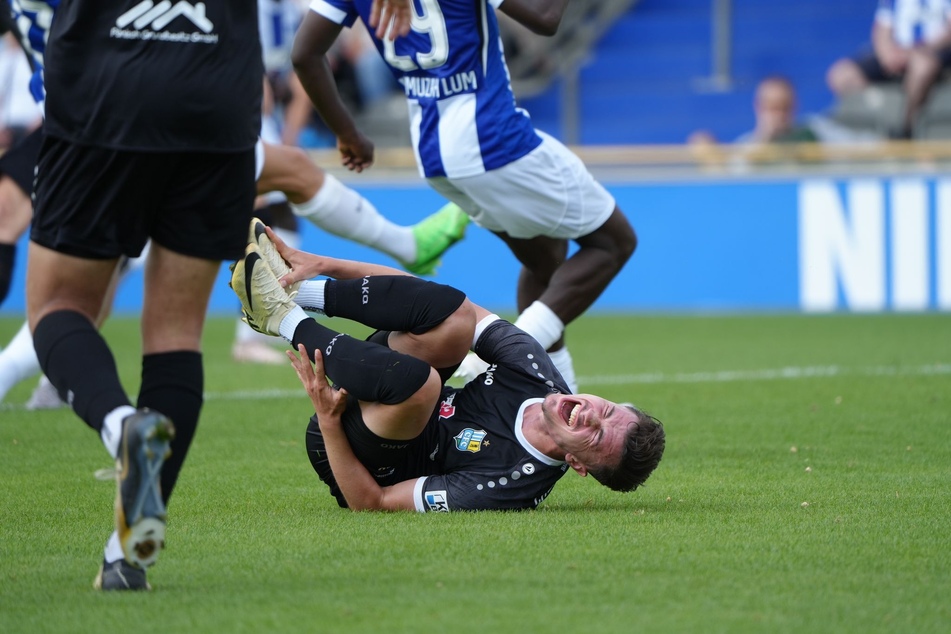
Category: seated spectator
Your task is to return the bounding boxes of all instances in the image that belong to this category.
[689,76,818,149]
[827,0,951,139]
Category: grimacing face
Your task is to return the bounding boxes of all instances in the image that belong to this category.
[540,393,638,473]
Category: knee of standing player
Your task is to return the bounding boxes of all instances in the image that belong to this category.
[607,210,637,268]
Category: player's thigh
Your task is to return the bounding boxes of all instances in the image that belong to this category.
[0,176,32,243]
[257,141,321,204]
[429,131,615,240]
[26,242,119,328]
[143,149,256,353]
[0,127,42,241]
[140,242,220,354]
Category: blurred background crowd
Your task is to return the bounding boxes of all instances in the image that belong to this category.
[6,0,944,156]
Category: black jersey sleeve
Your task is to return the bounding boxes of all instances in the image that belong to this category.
[472,318,571,394]
[415,466,565,512]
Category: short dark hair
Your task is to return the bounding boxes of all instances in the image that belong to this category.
[589,405,665,492]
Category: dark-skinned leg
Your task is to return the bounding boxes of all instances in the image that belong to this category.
[495,207,636,391]
[499,207,636,327]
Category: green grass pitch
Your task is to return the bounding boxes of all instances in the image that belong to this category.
[1,313,949,633]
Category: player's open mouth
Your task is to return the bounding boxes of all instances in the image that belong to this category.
[562,401,581,427]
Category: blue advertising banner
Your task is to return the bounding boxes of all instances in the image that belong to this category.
[2,176,948,314]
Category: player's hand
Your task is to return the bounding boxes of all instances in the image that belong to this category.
[337,131,375,173]
[288,345,349,427]
[369,0,411,40]
[265,226,327,288]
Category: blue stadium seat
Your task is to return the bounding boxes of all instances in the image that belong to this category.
[520,0,874,144]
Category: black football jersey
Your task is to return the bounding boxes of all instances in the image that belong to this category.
[414,318,572,512]
[43,0,262,151]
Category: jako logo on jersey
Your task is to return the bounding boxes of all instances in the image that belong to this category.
[483,364,497,386]
[361,276,370,305]
[454,428,487,453]
[438,392,456,419]
[111,1,219,44]
[425,490,449,512]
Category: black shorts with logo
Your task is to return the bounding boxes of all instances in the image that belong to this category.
[305,394,442,503]
[0,126,42,195]
[31,136,256,260]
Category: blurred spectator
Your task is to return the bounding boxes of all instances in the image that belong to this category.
[827,0,951,139]
[689,76,819,147]
[688,76,883,168]
[259,0,313,146]
[0,33,40,150]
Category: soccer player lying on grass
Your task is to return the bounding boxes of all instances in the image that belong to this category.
[231,220,665,511]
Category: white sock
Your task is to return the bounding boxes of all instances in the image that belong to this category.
[104,530,125,564]
[0,321,41,403]
[513,301,565,350]
[290,174,416,263]
[548,347,578,394]
[279,305,311,342]
[295,280,327,313]
[101,405,136,460]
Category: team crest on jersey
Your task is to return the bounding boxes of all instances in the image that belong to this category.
[454,428,487,453]
[438,393,457,419]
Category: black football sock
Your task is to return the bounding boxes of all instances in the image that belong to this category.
[0,243,15,306]
[137,351,203,504]
[292,318,430,405]
[323,276,465,334]
[33,310,131,433]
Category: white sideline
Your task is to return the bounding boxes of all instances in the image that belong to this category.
[2,363,948,411]
[202,362,951,401]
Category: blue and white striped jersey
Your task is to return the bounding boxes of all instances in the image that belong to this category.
[310,0,541,179]
[259,0,301,74]
[9,0,58,113]
[876,0,951,47]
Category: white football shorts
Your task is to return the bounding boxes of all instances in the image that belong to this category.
[426,130,616,240]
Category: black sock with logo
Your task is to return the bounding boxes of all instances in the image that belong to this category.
[323,276,465,334]
[292,318,431,405]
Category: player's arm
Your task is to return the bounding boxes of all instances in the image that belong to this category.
[266,226,412,286]
[495,0,569,36]
[292,11,374,172]
[289,345,419,511]
[280,73,314,146]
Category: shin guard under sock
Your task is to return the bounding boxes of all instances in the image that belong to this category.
[292,319,430,405]
[32,310,131,432]
[323,276,465,335]
[137,350,203,504]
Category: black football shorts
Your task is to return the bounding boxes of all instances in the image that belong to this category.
[0,126,42,195]
[31,136,256,260]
